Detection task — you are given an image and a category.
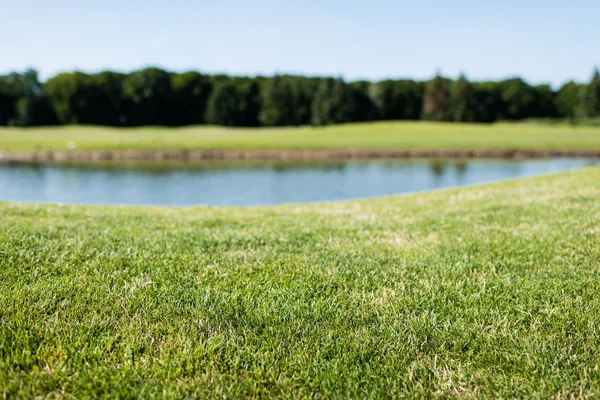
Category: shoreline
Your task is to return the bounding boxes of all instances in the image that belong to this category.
[1,148,600,163]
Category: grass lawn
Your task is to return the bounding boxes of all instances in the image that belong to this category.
[1,167,600,397]
[2,121,600,152]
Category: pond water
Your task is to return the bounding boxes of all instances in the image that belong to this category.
[0,158,596,206]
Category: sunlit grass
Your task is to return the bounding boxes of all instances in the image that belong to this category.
[1,120,600,152]
[1,167,600,397]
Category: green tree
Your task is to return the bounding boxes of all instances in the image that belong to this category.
[260,76,296,126]
[237,78,261,127]
[45,72,107,124]
[290,77,320,125]
[368,81,392,119]
[311,78,357,126]
[554,81,581,120]
[450,74,477,122]
[369,80,424,120]
[10,70,38,126]
[170,72,212,126]
[8,65,600,127]
[421,73,452,121]
[10,69,57,126]
[205,78,260,127]
[349,81,376,122]
[497,78,537,120]
[472,82,502,123]
[205,80,238,126]
[45,72,81,124]
[122,68,172,126]
[15,95,57,126]
[0,73,26,125]
[577,68,600,118]
[260,76,320,126]
[89,71,127,126]
[532,84,556,118]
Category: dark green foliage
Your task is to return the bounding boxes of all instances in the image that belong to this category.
[577,68,600,118]
[89,71,127,126]
[121,68,173,126]
[45,72,89,124]
[2,67,599,128]
[260,76,323,126]
[14,96,37,126]
[0,74,22,125]
[422,74,452,121]
[472,82,502,123]
[170,72,213,126]
[497,78,538,120]
[533,84,557,118]
[45,71,125,125]
[206,78,261,127]
[311,78,358,126]
[291,77,320,125]
[451,74,477,122]
[555,81,581,120]
[369,80,424,120]
[205,80,239,126]
[15,95,57,126]
[260,75,296,126]
[349,81,377,122]
[237,78,261,127]
[0,69,58,126]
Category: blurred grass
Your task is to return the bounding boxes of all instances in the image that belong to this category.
[2,120,600,152]
[1,167,600,397]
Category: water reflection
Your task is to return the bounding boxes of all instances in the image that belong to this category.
[428,161,446,177]
[0,158,596,206]
[454,161,468,175]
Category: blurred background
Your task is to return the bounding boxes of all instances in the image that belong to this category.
[1,0,600,127]
[1,0,599,206]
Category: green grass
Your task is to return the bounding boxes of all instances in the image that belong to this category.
[2,120,600,152]
[2,167,600,398]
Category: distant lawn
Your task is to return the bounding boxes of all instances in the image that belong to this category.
[2,167,600,397]
[2,121,600,152]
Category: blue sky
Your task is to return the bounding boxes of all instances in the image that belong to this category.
[1,0,598,87]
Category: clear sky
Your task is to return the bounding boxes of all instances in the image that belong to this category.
[1,0,598,87]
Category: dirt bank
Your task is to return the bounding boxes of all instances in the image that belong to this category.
[1,148,600,163]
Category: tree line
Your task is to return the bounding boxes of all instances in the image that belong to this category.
[1,67,599,127]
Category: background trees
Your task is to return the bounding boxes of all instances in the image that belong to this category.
[577,69,600,119]
[311,78,359,126]
[0,74,21,125]
[421,74,452,121]
[555,82,581,120]
[451,74,477,122]
[205,77,260,127]
[369,80,423,120]
[497,78,538,120]
[170,72,213,126]
[45,71,126,125]
[259,75,296,126]
[471,82,502,123]
[1,66,599,128]
[121,68,172,126]
[0,69,57,126]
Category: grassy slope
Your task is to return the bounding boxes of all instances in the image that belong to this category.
[2,121,600,152]
[1,167,600,398]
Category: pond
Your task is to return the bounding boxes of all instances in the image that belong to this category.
[0,158,597,206]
